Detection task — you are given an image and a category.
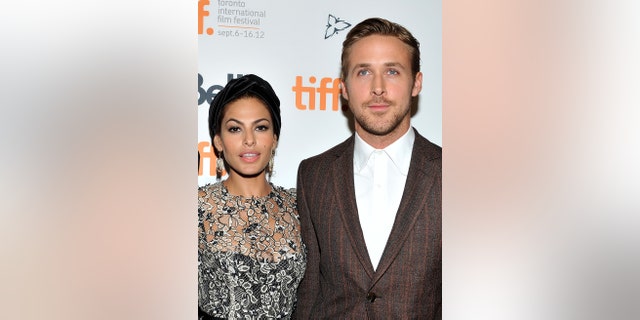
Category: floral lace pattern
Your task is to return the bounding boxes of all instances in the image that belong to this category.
[198,182,306,319]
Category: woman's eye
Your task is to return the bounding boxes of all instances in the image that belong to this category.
[256,125,269,132]
[228,126,240,133]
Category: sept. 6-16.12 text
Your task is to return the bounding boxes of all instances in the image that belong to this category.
[217,29,265,38]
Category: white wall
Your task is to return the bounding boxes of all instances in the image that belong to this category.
[198,0,442,188]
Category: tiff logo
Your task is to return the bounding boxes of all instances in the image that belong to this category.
[198,0,214,35]
[291,76,343,111]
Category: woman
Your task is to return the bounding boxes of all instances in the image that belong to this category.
[198,74,306,319]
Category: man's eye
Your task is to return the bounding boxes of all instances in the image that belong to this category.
[357,69,370,76]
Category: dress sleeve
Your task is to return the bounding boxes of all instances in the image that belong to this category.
[198,187,210,253]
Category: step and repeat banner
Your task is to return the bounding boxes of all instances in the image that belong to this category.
[198,0,442,188]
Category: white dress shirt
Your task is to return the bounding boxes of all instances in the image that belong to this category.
[353,128,415,270]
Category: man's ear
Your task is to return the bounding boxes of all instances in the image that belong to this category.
[340,79,349,100]
[412,72,423,97]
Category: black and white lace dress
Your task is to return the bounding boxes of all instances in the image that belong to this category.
[198,182,306,319]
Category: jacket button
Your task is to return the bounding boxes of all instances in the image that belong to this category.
[366,292,377,303]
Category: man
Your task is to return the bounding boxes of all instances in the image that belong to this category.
[294,17,441,319]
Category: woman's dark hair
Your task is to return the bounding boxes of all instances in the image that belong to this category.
[208,74,281,145]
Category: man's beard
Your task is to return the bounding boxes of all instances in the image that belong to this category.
[356,102,409,136]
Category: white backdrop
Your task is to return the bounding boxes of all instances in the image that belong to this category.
[198,0,442,188]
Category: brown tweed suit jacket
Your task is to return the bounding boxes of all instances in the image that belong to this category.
[293,129,441,320]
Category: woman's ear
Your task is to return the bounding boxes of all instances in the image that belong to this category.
[213,135,223,153]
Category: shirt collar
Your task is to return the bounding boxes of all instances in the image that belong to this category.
[353,128,415,175]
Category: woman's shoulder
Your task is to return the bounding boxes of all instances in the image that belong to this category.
[271,184,296,198]
[198,181,223,198]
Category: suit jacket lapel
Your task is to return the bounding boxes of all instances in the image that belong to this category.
[331,136,376,278]
[372,133,439,281]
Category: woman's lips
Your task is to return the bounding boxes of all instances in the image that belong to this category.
[240,152,260,162]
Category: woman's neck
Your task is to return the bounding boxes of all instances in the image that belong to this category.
[223,175,271,197]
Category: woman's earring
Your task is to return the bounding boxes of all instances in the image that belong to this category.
[267,150,275,180]
[216,152,224,179]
